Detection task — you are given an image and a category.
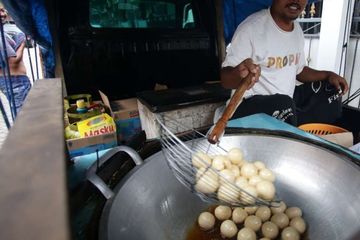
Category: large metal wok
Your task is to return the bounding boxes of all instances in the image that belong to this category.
[89,132,360,240]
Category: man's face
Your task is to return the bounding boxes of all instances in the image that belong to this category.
[272,0,308,21]
[0,7,8,22]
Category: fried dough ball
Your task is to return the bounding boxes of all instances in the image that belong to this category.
[214,205,232,221]
[254,161,266,170]
[237,227,256,240]
[212,155,226,170]
[227,148,244,165]
[219,169,236,184]
[232,207,248,224]
[255,206,271,222]
[241,163,258,178]
[248,175,263,186]
[218,183,240,203]
[220,220,238,238]
[240,186,258,205]
[271,213,290,229]
[229,165,241,177]
[281,226,300,240]
[195,169,219,194]
[285,207,302,219]
[244,206,258,215]
[259,168,275,182]
[271,201,287,214]
[290,217,306,234]
[256,180,276,200]
[192,152,212,168]
[261,221,279,239]
[235,176,248,188]
[198,212,215,230]
[244,215,262,232]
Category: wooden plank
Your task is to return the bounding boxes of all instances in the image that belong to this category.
[0,79,69,240]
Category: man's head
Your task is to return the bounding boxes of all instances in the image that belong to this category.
[271,0,308,22]
[0,3,9,22]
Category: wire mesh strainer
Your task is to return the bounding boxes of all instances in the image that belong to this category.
[157,115,280,207]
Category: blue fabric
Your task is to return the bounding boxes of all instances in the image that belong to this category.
[2,0,55,78]
[223,0,321,44]
[0,75,31,112]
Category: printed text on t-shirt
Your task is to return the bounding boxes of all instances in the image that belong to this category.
[267,53,301,68]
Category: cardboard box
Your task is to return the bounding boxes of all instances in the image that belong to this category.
[99,91,141,142]
[66,132,117,159]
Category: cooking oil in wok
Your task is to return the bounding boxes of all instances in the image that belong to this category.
[186,205,309,240]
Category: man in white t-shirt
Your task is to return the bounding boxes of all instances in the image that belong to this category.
[221,0,348,125]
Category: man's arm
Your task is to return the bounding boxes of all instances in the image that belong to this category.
[7,41,25,64]
[221,58,261,90]
[296,66,349,95]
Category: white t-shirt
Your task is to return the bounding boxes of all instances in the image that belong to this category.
[222,8,306,98]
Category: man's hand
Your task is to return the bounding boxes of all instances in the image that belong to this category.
[235,58,261,90]
[328,72,349,96]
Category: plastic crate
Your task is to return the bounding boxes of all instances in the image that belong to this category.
[298,123,348,136]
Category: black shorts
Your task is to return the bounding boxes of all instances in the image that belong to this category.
[231,94,298,126]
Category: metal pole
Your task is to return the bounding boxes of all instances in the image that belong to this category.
[34,41,39,80]
[26,35,35,83]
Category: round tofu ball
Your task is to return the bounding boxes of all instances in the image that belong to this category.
[290,217,306,234]
[254,161,266,170]
[195,169,219,194]
[244,215,262,232]
[220,220,238,238]
[232,207,248,224]
[220,169,236,184]
[229,165,241,177]
[212,155,226,170]
[223,157,233,169]
[261,221,279,239]
[217,183,240,204]
[259,168,276,182]
[237,227,256,240]
[285,207,302,219]
[192,152,212,169]
[196,167,206,180]
[227,148,244,165]
[198,212,215,230]
[281,226,300,240]
[271,213,290,229]
[244,206,258,215]
[271,201,287,214]
[255,206,271,222]
[248,175,263,186]
[256,180,276,200]
[235,176,248,188]
[240,185,258,205]
[214,205,232,221]
[241,163,258,178]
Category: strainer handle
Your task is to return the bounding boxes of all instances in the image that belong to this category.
[86,146,143,199]
[208,73,254,144]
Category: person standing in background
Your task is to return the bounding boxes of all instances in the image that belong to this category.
[0,3,31,114]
